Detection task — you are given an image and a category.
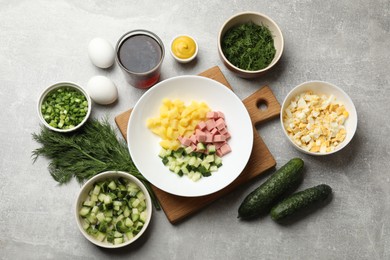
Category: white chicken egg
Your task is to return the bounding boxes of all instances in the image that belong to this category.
[88,38,115,69]
[87,76,118,105]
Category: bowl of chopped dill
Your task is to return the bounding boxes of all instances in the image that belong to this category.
[37,82,92,133]
[218,11,284,78]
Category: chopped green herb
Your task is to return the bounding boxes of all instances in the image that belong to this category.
[32,118,160,210]
[41,86,88,130]
[221,22,276,71]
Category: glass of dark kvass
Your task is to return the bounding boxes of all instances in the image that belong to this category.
[115,30,165,89]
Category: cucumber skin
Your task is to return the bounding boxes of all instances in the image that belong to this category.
[238,158,304,219]
[270,184,332,221]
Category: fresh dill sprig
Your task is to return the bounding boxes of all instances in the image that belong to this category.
[32,118,160,210]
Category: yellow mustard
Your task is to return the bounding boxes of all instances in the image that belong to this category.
[171,36,196,59]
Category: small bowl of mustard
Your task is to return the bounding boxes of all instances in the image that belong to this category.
[170,35,198,63]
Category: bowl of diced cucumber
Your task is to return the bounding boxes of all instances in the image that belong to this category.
[75,171,152,248]
[37,81,92,132]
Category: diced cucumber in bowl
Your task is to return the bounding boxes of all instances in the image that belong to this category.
[158,146,223,181]
[75,171,152,248]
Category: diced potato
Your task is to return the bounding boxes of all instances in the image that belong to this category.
[166,127,173,139]
[162,98,172,107]
[170,119,178,129]
[147,98,210,150]
[178,125,186,135]
[179,118,190,127]
[146,118,156,128]
[159,140,181,150]
[160,105,169,115]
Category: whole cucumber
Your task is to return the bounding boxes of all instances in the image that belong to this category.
[238,158,304,219]
[270,184,332,221]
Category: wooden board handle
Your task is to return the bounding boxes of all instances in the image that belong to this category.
[243,86,281,127]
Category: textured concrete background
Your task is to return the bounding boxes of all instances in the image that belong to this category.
[1,0,389,259]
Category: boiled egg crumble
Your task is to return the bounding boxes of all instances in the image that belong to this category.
[283,91,349,153]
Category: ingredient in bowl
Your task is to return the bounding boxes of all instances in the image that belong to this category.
[171,36,197,60]
[160,110,232,181]
[88,37,115,69]
[87,76,118,105]
[147,99,232,181]
[32,118,160,209]
[270,184,332,221]
[79,178,148,245]
[41,86,88,129]
[238,158,304,219]
[283,91,349,153]
[146,98,210,150]
[221,22,276,71]
[178,111,231,157]
[159,147,223,181]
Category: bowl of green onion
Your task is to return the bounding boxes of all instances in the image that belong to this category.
[37,82,92,132]
[218,11,284,78]
[75,171,152,248]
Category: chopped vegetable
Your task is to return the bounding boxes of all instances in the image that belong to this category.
[31,118,160,210]
[41,86,89,129]
[178,110,232,157]
[238,158,304,219]
[146,98,210,150]
[221,22,276,71]
[79,178,148,245]
[270,184,332,221]
[159,147,222,181]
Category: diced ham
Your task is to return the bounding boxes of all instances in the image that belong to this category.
[195,129,207,142]
[190,134,197,144]
[206,111,215,118]
[215,118,226,130]
[220,143,231,155]
[196,121,207,130]
[180,136,192,146]
[205,133,214,143]
[205,119,216,131]
[213,134,226,142]
[207,111,222,119]
[214,141,226,149]
[176,110,232,157]
[219,127,228,135]
[190,143,197,151]
[217,111,225,119]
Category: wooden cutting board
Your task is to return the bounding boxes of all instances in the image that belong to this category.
[115,66,280,224]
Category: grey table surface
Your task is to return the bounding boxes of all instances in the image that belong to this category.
[1,0,389,259]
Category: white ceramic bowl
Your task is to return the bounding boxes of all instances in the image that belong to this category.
[127,75,253,197]
[281,81,358,155]
[218,11,284,78]
[74,171,152,248]
[170,35,198,63]
[37,82,92,132]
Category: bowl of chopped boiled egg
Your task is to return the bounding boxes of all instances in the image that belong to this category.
[281,81,357,155]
